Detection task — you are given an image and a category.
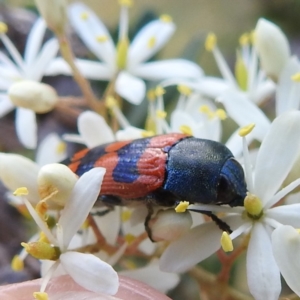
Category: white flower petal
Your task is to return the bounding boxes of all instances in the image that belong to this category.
[30,38,59,81]
[68,3,116,68]
[247,223,281,300]
[120,259,179,293]
[218,89,270,141]
[78,111,114,147]
[24,18,47,67]
[131,59,203,80]
[62,133,86,145]
[36,133,67,166]
[252,79,276,105]
[115,71,145,104]
[159,221,222,273]
[128,19,175,67]
[272,225,300,297]
[0,153,40,203]
[59,168,106,248]
[115,126,144,141]
[0,95,14,117]
[191,76,229,99]
[15,108,37,149]
[45,57,114,79]
[60,251,119,295]
[276,56,300,115]
[267,204,300,228]
[254,111,300,202]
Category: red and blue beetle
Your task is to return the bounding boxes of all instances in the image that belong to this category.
[66,133,247,237]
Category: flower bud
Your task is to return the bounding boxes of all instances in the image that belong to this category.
[8,80,58,113]
[149,209,192,242]
[254,18,290,81]
[34,0,67,34]
[37,163,78,208]
[0,153,40,204]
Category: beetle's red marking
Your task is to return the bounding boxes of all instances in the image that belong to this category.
[68,148,89,172]
[105,140,131,152]
[148,133,187,148]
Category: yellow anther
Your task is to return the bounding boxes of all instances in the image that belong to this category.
[121,210,132,222]
[118,0,133,7]
[235,51,248,91]
[147,36,156,48]
[147,89,156,101]
[105,96,118,109]
[216,109,227,120]
[239,33,250,46]
[56,141,66,154]
[21,241,60,260]
[0,22,8,34]
[205,33,217,52]
[155,86,165,97]
[125,234,136,244]
[179,125,193,136]
[199,105,214,119]
[116,37,129,69]
[39,231,50,243]
[141,130,154,137]
[177,85,192,96]
[11,255,24,271]
[244,192,263,218]
[160,14,172,23]
[96,35,108,43]
[175,201,190,213]
[13,187,29,196]
[36,201,49,219]
[33,292,49,300]
[156,110,167,119]
[80,12,89,21]
[238,123,255,137]
[291,73,300,82]
[221,231,234,252]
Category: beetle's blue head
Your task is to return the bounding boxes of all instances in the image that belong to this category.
[216,158,247,207]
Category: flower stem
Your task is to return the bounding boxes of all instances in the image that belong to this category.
[56,33,105,115]
[189,267,252,300]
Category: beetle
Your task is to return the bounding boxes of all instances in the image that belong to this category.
[66,133,247,238]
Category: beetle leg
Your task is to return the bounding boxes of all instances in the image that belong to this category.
[144,204,155,242]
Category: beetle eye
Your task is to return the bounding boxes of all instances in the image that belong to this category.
[217,158,247,207]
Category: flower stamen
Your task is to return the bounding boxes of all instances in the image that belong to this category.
[175,201,189,213]
[221,231,234,252]
[244,193,263,219]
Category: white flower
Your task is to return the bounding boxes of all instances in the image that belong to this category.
[159,111,300,300]
[0,18,61,148]
[169,93,223,141]
[19,167,119,295]
[56,2,202,104]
